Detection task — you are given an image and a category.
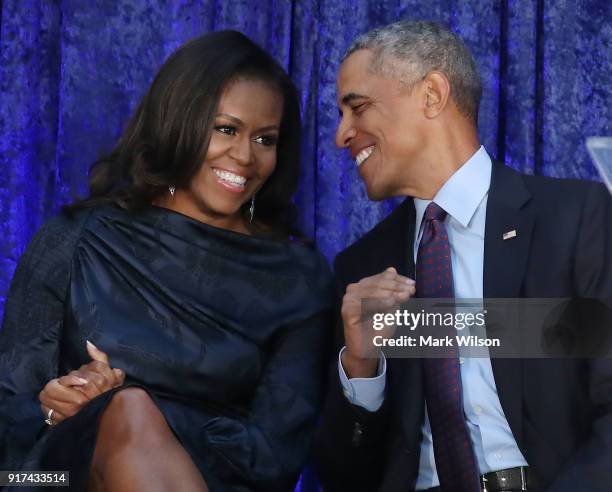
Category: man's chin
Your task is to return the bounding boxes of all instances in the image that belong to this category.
[365,186,392,201]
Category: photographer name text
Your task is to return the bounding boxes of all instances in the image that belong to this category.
[373,335,500,347]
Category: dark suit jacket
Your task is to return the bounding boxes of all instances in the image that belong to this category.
[314,162,612,492]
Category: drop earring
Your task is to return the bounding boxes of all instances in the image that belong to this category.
[169,186,175,197]
[249,195,255,223]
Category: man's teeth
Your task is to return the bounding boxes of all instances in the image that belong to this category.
[355,146,375,166]
[213,169,247,186]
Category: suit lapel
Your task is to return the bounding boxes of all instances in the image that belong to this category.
[392,202,425,450]
[484,163,534,298]
[484,162,535,452]
[373,199,424,446]
[376,198,416,278]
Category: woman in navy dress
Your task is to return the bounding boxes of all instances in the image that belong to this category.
[0,31,332,492]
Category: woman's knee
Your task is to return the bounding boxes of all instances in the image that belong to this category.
[99,388,169,444]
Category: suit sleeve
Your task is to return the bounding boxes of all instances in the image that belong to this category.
[549,182,612,491]
[313,253,391,492]
[0,214,83,469]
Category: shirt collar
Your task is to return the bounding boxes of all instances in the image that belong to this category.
[414,145,492,230]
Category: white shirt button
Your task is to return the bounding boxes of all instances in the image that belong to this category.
[459,357,465,364]
[474,405,482,415]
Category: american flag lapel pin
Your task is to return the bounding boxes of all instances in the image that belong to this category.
[503,229,517,240]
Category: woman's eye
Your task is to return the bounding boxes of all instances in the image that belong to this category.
[215,125,236,136]
[253,135,278,147]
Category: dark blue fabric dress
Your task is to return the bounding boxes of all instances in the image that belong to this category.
[0,204,333,491]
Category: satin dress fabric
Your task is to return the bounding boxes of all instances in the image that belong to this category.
[0,204,333,491]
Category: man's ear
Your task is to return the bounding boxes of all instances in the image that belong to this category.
[422,71,451,119]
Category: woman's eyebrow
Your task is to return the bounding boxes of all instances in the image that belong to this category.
[256,125,280,132]
[216,113,244,125]
[217,113,279,132]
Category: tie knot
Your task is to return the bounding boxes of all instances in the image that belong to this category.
[424,202,447,222]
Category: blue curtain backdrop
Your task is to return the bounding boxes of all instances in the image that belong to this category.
[0,1,610,489]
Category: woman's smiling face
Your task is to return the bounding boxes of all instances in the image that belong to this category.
[170,77,284,233]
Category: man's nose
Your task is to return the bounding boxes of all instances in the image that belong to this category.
[336,116,357,149]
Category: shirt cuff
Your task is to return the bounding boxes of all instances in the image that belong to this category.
[337,346,386,412]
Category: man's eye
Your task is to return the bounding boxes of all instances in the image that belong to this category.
[253,135,278,147]
[215,126,236,135]
[352,103,367,114]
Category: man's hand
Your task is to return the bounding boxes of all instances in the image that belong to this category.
[341,267,416,378]
[39,341,124,425]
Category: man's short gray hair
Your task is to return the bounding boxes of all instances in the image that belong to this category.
[344,20,482,123]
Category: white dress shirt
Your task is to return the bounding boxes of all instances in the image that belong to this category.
[338,146,528,489]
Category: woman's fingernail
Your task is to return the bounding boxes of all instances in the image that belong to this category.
[76,378,89,385]
[86,340,98,350]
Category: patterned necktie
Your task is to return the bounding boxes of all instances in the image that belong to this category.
[416,202,480,492]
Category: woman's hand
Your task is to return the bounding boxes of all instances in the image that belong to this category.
[39,341,125,425]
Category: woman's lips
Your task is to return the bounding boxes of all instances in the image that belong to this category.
[212,168,248,193]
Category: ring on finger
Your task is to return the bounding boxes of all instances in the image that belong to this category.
[44,408,56,426]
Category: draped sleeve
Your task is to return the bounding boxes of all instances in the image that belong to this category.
[0,211,89,469]
[199,254,333,491]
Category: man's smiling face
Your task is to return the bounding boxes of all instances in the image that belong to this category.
[336,49,429,200]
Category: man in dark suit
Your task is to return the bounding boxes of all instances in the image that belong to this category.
[314,20,612,492]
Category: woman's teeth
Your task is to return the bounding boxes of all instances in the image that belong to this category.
[213,168,247,188]
[355,146,375,166]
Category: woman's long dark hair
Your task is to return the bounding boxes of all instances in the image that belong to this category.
[65,31,302,238]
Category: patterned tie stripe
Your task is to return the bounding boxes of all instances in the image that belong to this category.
[416,202,481,492]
